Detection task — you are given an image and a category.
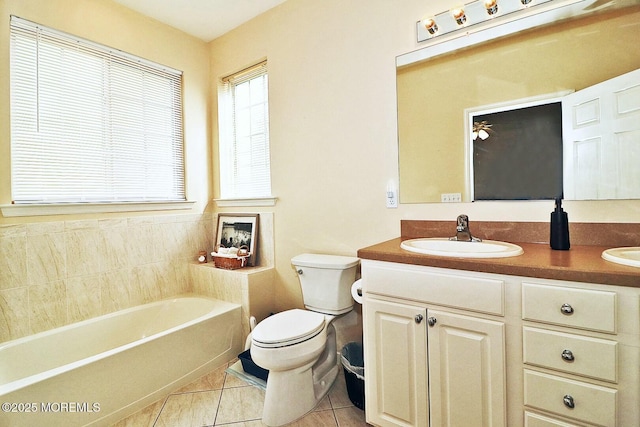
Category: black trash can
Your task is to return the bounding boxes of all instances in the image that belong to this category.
[341,342,365,410]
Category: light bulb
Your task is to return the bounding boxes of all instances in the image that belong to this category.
[451,7,467,25]
[422,17,439,35]
[484,0,499,15]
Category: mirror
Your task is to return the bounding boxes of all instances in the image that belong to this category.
[397,4,640,203]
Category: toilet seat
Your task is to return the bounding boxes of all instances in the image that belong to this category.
[252,309,326,348]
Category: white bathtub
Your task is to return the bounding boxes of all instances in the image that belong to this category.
[0,296,242,427]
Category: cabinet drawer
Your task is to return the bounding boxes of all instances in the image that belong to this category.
[522,283,616,333]
[525,411,584,427]
[524,370,617,427]
[523,327,618,382]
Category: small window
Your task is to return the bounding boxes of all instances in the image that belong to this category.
[9,16,185,204]
[218,62,272,200]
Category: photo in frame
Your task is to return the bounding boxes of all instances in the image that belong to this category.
[214,214,259,266]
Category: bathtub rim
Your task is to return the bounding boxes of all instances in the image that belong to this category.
[0,294,241,396]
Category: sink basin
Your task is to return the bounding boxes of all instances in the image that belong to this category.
[602,247,640,268]
[400,238,524,258]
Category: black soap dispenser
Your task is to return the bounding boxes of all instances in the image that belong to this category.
[550,198,570,250]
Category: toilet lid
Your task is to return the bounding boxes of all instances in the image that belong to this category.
[252,309,326,347]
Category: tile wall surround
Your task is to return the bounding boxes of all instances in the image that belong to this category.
[189,264,275,340]
[190,212,276,339]
[0,211,275,345]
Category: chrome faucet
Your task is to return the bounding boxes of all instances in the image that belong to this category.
[450,214,482,242]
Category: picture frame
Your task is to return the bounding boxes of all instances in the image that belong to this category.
[214,213,259,266]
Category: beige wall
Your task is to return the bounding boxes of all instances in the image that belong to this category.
[1,0,639,336]
[210,0,640,312]
[0,0,211,218]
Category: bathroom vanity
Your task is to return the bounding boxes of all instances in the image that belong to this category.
[358,220,640,427]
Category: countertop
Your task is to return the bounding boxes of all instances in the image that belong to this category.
[357,221,640,288]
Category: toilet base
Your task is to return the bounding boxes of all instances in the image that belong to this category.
[261,326,339,426]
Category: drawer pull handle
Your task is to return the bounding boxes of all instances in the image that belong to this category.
[561,349,575,362]
[560,303,574,315]
[563,395,575,409]
[427,317,437,327]
[415,314,424,324]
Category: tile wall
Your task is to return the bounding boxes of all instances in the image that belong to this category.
[0,213,214,344]
[190,263,275,341]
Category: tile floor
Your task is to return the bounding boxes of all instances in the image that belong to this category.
[113,359,370,426]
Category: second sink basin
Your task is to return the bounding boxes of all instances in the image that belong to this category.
[602,247,640,268]
[401,238,524,258]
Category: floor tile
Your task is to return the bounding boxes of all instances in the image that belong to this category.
[215,385,265,424]
[329,372,356,409]
[288,409,338,427]
[334,406,368,427]
[216,421,267,427]
[154,390,221,427]
[314,395,332,412]
[111,398,165,427]
[113,360,372,427]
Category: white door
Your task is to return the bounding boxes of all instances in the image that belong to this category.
[562,68,640,200]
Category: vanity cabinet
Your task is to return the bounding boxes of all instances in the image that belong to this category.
[521,281,639,427]
[361,260,640,427]
[362,261,507,427]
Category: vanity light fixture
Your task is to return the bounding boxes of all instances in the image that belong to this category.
[452,7,468,25]
[485,0,500,15]
[422,17,439,34]
[414,0,583,45]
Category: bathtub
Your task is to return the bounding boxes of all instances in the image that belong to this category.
[0,295,242,427]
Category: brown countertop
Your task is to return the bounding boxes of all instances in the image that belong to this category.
[357,220,640,288]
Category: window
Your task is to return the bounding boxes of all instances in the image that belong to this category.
[218,62,272,201]
[9,16,185,205]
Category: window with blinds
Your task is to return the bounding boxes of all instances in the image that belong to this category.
[9,16,185,204]
[218,62,272,199]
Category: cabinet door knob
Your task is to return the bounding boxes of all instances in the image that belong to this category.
[561,349,575,362]
[563,395,575,409]
[560,303,574,315]
[427,317,437,327]
[414,314,424,324]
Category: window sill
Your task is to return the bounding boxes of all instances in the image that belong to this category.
[0,200,196,217]
[214,197,277,207]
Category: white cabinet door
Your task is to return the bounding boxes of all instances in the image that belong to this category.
[427,309,506,427]
[364,297,428,427]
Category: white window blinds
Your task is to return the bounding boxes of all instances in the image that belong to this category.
[10,16,185,204]
[218,62,272,199]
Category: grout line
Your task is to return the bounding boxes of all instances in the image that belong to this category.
[330,408,341,427]
[151,396,169,427]
[211,391,223,426]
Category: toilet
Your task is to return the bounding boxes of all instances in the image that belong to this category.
[250,253,360,426]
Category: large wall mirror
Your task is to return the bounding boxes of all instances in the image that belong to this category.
[397,3,640,203]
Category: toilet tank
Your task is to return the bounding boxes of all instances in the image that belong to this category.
[292,254,360,315]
